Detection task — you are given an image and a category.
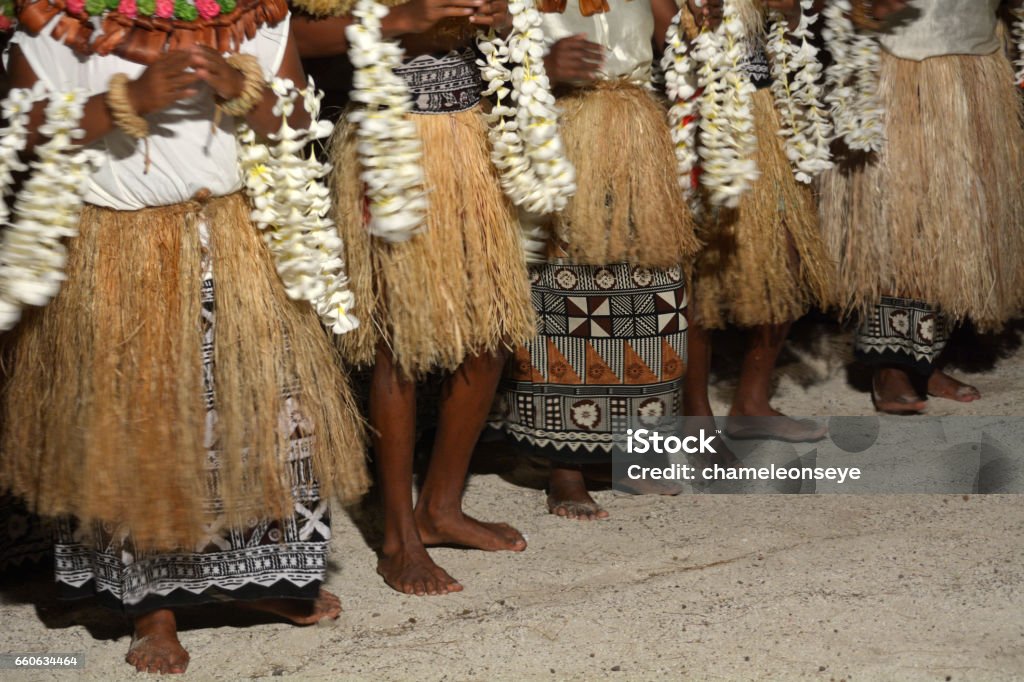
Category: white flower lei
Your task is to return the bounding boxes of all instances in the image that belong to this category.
[346,0,427,243]
[1011,7,1024,88]
[661,10,700,205]
[477,0,576,216]
[766,1,833,183]
[0,88,100,331]
[237,78,359,335]
[822,0,884,153]
[691,0,759,208]
[0,87,35,236]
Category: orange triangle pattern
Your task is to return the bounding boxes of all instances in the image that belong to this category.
[547,338,583,385]
[661,338,686,381]
[623,342,659,385]
[508,344,546,383]
[584,343,621,385]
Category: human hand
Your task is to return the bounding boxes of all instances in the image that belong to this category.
[544,34,604,85]
[125,50,200,115]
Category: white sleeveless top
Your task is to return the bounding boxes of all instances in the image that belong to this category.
[879,0,1001,61]
[8,15,290,210]
[539,0,655,85]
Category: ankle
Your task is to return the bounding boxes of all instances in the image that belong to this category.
[414,492,464,521]
[729,396,772,416]
[134,608,176,631]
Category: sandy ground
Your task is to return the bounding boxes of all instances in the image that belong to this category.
[1,320,1023,681]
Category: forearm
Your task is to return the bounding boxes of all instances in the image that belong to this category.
[291,14,355,58]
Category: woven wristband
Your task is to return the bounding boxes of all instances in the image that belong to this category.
[107,73,149,139]
[218,54,267,118]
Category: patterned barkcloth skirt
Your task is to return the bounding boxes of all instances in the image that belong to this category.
[0,194,370,609]
[818,48,1024,332]
[495,262,688,463]
[853,296,949,374]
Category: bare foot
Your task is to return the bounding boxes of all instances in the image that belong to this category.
[726,408,828,443]
[547,467,609,520]
[927,369,981,403]
[872,367,928,415]
[126,609,189,675]
[377,544,463,597]
[240,589,343,625]
[416,507,527,551]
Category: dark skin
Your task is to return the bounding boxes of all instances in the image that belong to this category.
[8,34,341,675]
[295,5,525,597]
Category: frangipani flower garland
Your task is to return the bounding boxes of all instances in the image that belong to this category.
[237,78,359,335]
[476,0,576,216]
[690,0,759,208]
[661,10,700,206]
[0,87,38,328]
[0,88,101,331]
[346,0,427,242]
[766,0,833,183]
[822,0,884,153]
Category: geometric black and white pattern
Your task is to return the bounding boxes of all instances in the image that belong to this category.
[854,296,949,375]
[495,261,688,464]
[394,48,482,115]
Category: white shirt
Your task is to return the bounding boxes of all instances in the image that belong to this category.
[8,14,290,210]
[879,0,1002,61]
[540,0,655,85]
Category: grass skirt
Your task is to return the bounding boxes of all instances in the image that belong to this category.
[331,108,535,378]
[553,81,701,269]
[818,48,1024,331]
[692,88,834,329]
[0,194,370,551]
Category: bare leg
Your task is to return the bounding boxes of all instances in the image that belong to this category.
[415,350,527,552]
[727,323,827,442]
[371,346,462,597]
[682,317,714,418]
[683,317,740,465]
[125,609,189,675]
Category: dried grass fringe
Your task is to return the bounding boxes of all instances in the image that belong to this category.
[818,49,1024,331]
[693,88,834,329]
[0,194,369,551]
[331,108,535,378]
[553,80,701,268]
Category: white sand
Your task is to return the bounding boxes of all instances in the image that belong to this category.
[2,321,1022,681]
